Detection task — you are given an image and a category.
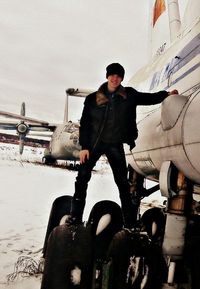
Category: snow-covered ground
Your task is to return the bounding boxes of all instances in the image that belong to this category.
[0,143,165,289]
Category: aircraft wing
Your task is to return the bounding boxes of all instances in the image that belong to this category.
[0,106,58,132]
[0,119,56,132]
[66,88,94,97]
[0,110,49,125]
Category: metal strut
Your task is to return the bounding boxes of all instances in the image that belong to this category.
[160,161,193,288]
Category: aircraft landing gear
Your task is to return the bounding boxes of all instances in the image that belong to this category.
[127,164,160,225]
[128,163,200,288]
[40,199,124,289]
[42,156,57,166]
[159,161,199,289]
[67,162,79,171]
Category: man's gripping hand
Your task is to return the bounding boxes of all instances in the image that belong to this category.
[168,89,179,95]
[79,150,90,164]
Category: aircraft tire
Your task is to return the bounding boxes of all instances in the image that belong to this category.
[87,200,123,288]
[75,163,80,170]
[141,207,166,244]
[42,195,72,258]
[102,229,167,289]
[42,156,57,165]
[69,163,74,170]
[40,223,94,289]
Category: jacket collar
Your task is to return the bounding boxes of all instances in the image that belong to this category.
[96,82,127,105]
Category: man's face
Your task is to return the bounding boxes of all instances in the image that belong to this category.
[107,74,123,91]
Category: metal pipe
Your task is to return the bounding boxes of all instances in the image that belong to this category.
[167,0,181,42]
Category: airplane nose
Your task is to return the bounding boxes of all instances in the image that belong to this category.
[183,91,200,181]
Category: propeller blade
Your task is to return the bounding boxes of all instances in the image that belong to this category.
[20,102,25,116]
[19,134,25,155]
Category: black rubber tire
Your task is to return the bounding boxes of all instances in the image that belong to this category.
[42,195,72,258]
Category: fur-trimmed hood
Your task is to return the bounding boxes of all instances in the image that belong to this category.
[96,82,127,105]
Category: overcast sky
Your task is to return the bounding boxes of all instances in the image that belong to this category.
[0,0,188,122]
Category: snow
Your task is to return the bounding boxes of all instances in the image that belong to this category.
[0,143,165,289]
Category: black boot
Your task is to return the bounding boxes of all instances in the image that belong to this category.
[66,198,85,225]
[121,194,140,229]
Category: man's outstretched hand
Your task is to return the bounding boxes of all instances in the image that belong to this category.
[168,89,179,95]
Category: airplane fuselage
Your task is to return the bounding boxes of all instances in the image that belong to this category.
[44,122,80,162]
[127,17,200,185]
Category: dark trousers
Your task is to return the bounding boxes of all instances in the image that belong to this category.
[73,142,137,228]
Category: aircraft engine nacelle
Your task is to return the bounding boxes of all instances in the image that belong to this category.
[129,91,200,185]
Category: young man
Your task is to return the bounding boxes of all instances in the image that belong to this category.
[70,63,177,228]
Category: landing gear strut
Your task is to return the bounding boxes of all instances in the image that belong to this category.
[128,162,200,288]
[160,161,198,289]
[127,164,160,224]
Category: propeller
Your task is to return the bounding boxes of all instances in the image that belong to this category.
[16,103,54,154]
[17,102,28,155]
[0,102,56,155]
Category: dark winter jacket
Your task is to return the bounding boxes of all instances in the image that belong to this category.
[79,82,168,151]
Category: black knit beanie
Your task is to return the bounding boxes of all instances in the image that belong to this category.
[106,63,125,80]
